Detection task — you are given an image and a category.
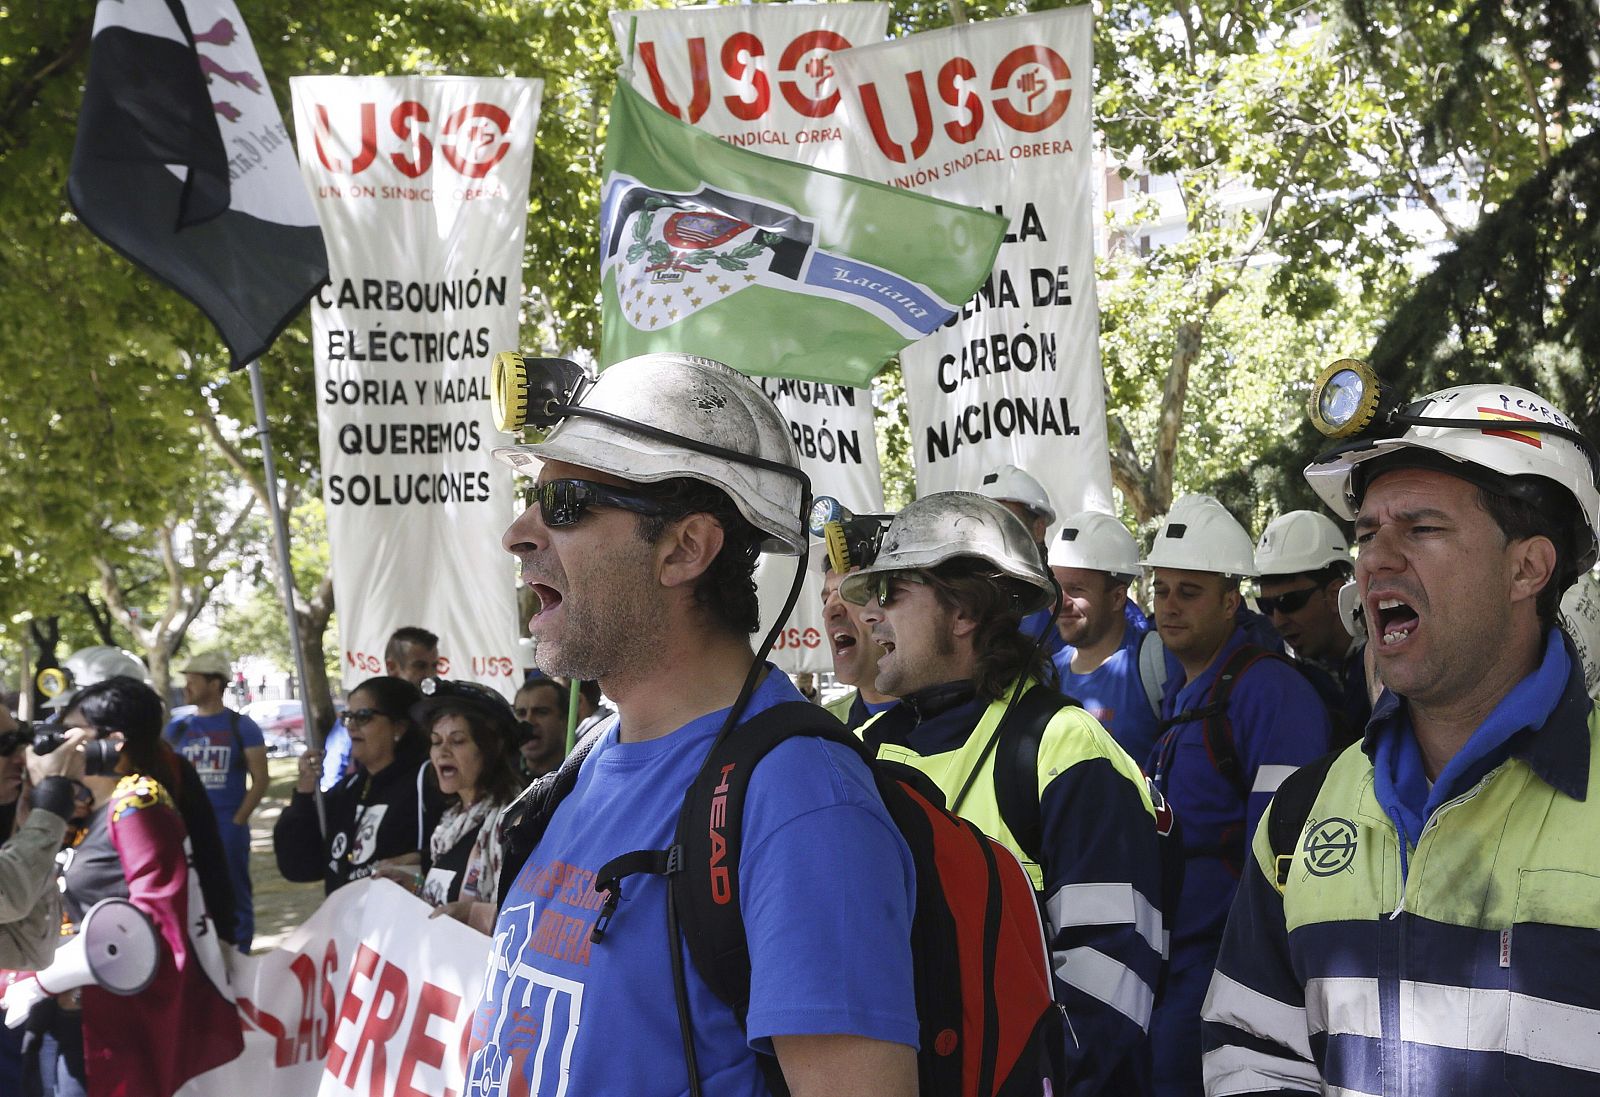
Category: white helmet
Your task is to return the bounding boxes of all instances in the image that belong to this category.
[492,353,805,555]
[1048,510,1140,580]
[43,646,150,710]
[1337,579,1364,640]
[1255,510,1351,577]
[977,464,1056,527]
[1140,494,1259,578]
[839,492,1054,613]
[1305,383,1600,574]
[1560,573,1600,699]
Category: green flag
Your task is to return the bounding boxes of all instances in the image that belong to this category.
[599,81,1006,386]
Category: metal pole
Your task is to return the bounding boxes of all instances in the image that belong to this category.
[246,360,326,834]
[566,678,581,754]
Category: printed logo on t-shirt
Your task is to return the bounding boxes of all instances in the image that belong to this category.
[350,805,388,865]
[183,742,233,790]
[465,899,585,1097]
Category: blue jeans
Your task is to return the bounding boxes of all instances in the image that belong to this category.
[216,814,254,950]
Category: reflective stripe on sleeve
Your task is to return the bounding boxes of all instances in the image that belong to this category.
[1045,880,1163,954]
[1202,970,1312,1059]
[1053,946,1155,1027]
[1252,764,1299,795]
[1201,1044,1322,1095]
[1305,977,1380,1038]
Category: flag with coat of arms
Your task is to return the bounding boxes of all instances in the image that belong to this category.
[600,79,1006,386]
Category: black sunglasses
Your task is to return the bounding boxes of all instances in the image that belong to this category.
[345,708,390,728]
[1257,587,1321,616]
[872,572,929,607]
[534,478,668,527]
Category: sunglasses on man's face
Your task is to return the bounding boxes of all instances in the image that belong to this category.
[533,478,668,528]
[1257,586,1321,617]
[872,572,929,608]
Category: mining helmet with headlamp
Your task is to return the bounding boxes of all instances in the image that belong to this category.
[808,496,893,575]
[490,351,808,555]
[1303,360,1600,577]
[838,491,1055,614]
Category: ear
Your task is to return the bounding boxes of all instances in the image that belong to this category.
[1508,535,1558,609]
[656,512,727,591]
[1221,584,1241,619]
[948,603,981,641]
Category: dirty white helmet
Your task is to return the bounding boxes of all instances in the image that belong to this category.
[977,464,1056,527]
[1255,510,1351,577]
[839,491,1054,613]
[1140,494,1259,578]
[42,646,150,710]
[1048,510,1140,579]
[1560,573,1600,699]
[492,353,805,555]
[1305,383,1600,575]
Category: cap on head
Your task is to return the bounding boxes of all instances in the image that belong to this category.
[1140,494,1258,578]
[1048,510,1140,580]
[1255,511,1351,577]
[1304,383,1599,575]
[180,651,231,679]
[976,464,1055,526]
[838,491,1054,613]
[492,353,806,555]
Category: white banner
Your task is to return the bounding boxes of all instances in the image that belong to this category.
[292,76,540,697]
[611,4,890,673]
[832,8,1112,526]
[178,880,486,1097]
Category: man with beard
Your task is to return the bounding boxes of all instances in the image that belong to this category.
[1205,381,1600,1096]
[465,353,917,1097]
[820,549,898,730]
[846,491,1165,1097]
[511,676,567,778]
[1049,510,1164,765]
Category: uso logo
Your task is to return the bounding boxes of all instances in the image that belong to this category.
[855,46,1074,164]
[637,30,856,122]
[311,101,515,179]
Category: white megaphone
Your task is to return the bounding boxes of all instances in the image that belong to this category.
[41,897,160,996]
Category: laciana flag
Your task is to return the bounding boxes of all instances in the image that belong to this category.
[600,80,1006,386]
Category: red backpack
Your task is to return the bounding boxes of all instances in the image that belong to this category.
[499,700,1068,1097]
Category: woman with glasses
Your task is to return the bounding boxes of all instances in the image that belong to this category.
[273,676,431,894]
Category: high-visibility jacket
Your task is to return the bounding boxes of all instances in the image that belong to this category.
[1203,647,1600,1096]
[864,678,1164,1097]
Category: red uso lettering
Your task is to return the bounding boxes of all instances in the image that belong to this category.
[709,763,736,905]
[312,101,514,179]
[346,650,382,674]
[639,31,856,123]
[856,45,1073,164]
[779,31,850,117]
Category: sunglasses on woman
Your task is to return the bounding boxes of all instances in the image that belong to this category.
[345,709,390,728]
[533,478,668,527]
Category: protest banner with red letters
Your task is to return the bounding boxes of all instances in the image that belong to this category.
[291,77,538,697]
[611,5,890,673]
[831,8,1113,525]
[175,880,487,1097]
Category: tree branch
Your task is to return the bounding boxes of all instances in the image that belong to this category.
[197,401,271,512]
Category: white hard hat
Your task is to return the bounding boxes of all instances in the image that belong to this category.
[45,646,150,710]
[1560,573,1600,699]
[839,492,1054,614]
[1337,579,1364,639]
[1140,494,1259,578]
[492,353,805,555]
[1048,510,1140,579]
[977,464,1056,527]
[1255,510,1351,577]
[1305,383,1600,575]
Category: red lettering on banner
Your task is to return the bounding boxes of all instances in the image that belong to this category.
[314,103,377,174]
[991,46,1071,132]
[236,995,294,1066]
[344,956,410,1097]
[722,33,771,120]
[346,650,382,675]
[389,102,432,178]
[326,942,381,1079]
[779,31,850,117]
[938,57,981,144]
[440,104,513,178]
[860,72,934,164]
[639,38,712,123]
[395,981,463,1097]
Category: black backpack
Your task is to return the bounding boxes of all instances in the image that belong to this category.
[496,701,1067,1097]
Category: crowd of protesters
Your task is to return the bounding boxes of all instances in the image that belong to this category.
[3,356,1599,1097]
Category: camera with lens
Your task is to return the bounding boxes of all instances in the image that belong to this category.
[31,728,120,777]
[0,726,30,756]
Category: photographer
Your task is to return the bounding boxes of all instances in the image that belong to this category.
[0,721,91,971]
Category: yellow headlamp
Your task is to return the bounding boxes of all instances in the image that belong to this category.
[1308,358,1383,438]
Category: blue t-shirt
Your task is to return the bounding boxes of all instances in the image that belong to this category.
[465,667,919,1096]
[163,709,265,815]
[1051,619,1162,766]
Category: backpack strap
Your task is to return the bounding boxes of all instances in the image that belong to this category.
[991,684,1074,874]
[1160,644,1287,801]
[1138,630,1168,718]
[494,719,610,908]
[1265,749,1340,893]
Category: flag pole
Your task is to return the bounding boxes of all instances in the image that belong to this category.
[247,359,326,835]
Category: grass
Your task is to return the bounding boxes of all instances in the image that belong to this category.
[248,755,327,951]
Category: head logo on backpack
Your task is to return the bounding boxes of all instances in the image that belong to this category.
[498,701,1068,1097]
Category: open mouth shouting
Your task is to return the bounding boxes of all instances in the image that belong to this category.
[528,581,565,629]
[1373,595,1421,648]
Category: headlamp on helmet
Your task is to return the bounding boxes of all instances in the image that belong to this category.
[808,496,892,574]
[492,352,593,433]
